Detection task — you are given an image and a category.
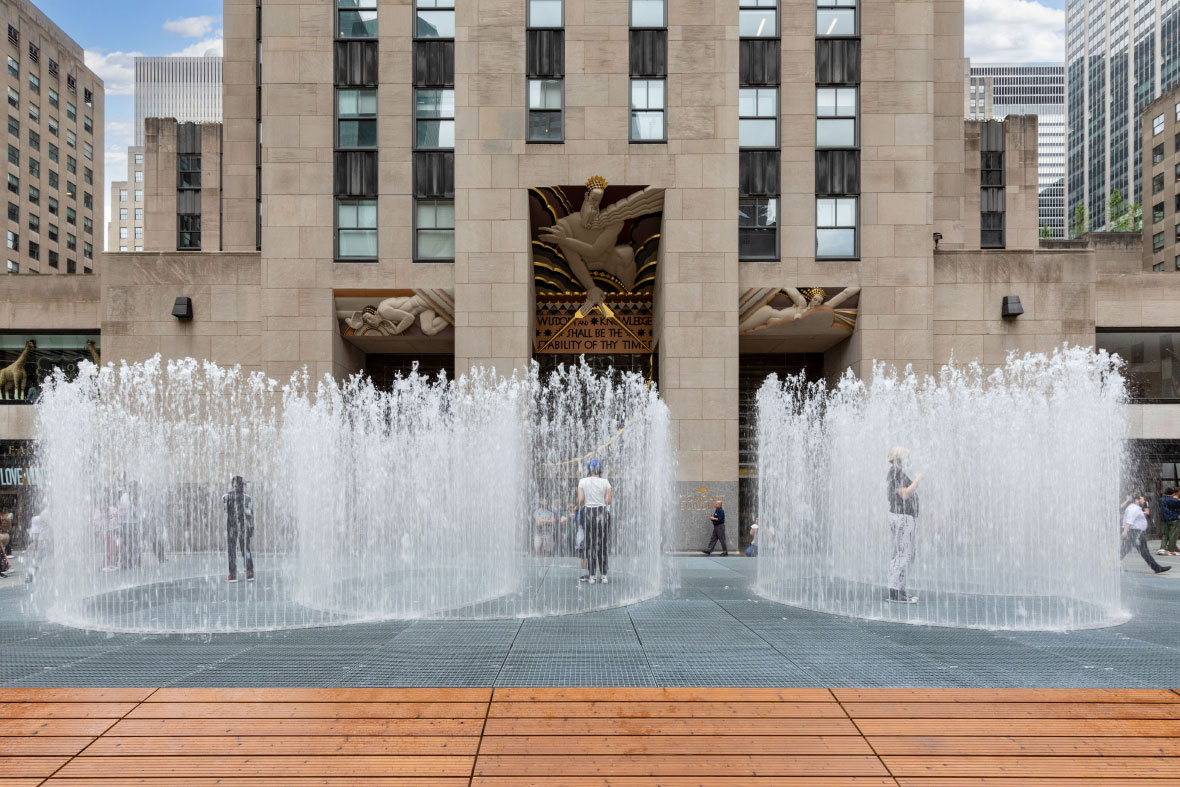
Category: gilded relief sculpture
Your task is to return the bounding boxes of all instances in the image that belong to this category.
[739,287,860,334]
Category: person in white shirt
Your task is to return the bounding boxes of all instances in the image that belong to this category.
[577,460,612,584]
[1121,493,1171,574]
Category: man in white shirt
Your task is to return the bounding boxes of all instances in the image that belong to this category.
[1121,493,1172,574]
[577,459,612,584]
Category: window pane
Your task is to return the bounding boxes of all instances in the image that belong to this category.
[415,89,455,118]
[339,229,377,257]
[529,80,562,110]
[529,110,564,141]
[631,111,663,140]
[816,198,835,227]
[416,119,455,148]
[817,118,855,146]
[835,87,856,114]
[631,0,665,26]
[817,8,855,34]
[835,197,856,225]
[418,229,454,258]
[339,9,377,37]
[339,119,377,147]
[739,9,776,36]
[529,0,562,27]
[739,227,777,259]
[416,9,455,37]
[338,89,377,117]
[739,118,776,147]
[817,227,855,257]
[338,0,378,7]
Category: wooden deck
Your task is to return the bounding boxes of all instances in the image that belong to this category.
[2,688,1179,785]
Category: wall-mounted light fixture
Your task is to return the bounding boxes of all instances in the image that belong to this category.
[933,232,943,250]
[1001,295,1023,319]
[172,297,193,320]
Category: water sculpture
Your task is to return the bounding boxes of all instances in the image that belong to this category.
[31,357,670,632]
[755,347,1129,631]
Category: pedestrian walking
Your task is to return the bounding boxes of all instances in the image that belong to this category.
[1156,488,1180,557]
[702,500,728,556]
[223,476,255,582]
[886,446,922,603]
[744,518,759,557]
[1121,492,1172,574]
[577,460,612,584]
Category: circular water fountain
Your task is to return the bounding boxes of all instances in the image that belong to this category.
[31,358,671,632]
[755,347,1129,631]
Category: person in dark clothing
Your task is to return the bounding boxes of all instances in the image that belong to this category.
[886,446,923,603]
[702,500,728,556]
[222,476,255,582]
[1122,492,1171,574]
[1156,488,1180,557]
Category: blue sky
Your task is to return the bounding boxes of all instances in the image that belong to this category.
[33,0,1066,245]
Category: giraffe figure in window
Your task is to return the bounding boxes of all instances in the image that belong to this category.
[0,339,36,400]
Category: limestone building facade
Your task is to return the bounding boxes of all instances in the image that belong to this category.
[3,0,1180,550]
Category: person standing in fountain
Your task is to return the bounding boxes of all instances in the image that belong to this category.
[886,447,923,603]
[1121,493,1172,574]
[702,500,728,556]
[223,476,255,583]
[578,460,612,584]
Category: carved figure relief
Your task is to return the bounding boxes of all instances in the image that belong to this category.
[341,290,455,338]
[0,340,36,400]
[739,287,860,334]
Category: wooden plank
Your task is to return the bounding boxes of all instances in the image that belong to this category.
[0,688,155,703]
[492,688,835,702]
[82,735,480,756]
[0,736,95,755]
[0,781,47,787]
[54,755,476,778]
[125,702,489,719]
[477,734,873,755]
[883,756,1180,778]
[473,755,889,776]
[834,688,1180,703]
[868,735,1178,756]
[0,756,72,778]
[482,717,860,736]
[893,780,1180,787]
[0,719,115,736]
[106,718,484,737]
[0,703,139,719]
[842,702,1180,719]
[147,688,491,703]
[487,701,848,718]
[45,780,470,787]
[472,780,898,787]
[853,718,1180,736]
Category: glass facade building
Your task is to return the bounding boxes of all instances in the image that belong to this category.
[968,64,1066,238]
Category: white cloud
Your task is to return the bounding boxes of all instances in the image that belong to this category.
[84,49,139,95]
[965,0,1065,64]
[163,15,217,38]
[168,36,224,58]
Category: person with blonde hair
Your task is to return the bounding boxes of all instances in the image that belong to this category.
[886,446,923,603]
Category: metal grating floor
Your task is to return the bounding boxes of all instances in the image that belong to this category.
[2,557,1179,687]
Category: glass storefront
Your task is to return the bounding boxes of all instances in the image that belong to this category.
[0,439,36,551]
[0,333,99,404]
[1096,330,1180,401]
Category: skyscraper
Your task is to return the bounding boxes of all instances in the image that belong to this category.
[133,56,221,146]
[967,64,1066,238]
[1066,0,1180,232]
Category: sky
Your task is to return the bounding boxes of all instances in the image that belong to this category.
[32,0,1067,247]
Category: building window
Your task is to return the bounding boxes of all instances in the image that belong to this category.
[118,245,127,252]
[82,141,92,161]
[66,156,75,173]
[66,232,75,251]
[5,202,15,221]
[65,181,73,199]
[134,152,143,165]
[7,115,17,136]
[6,56,15,77]
[28,73,38,95]
[6,230,16,250]
[83,167,92,186]
[1154,113,1166,136]
[27,129,37,150]
[816,87,856,147]
[133,169,143,183]
[415,199,454,260]
[27,41,37,63]
[83,115,92,134]
[66,206,74,224]
[5,259,15,273]
[630,79,665,142]
[6,173,16,194]
[527,80,563,142]
[134,207,142,221]
[119,188,127,202]
[47,87,56,108]
[47,197,56,215]
[48,142,57,162]
[5,25,15,46]
[337,88,377,148]
[816,196,857,258]
[27,213,37,232]
[414,88,455,148]
[27,101,37,123]
[528,0,562,27]
[1155,202,1166,224]
[5,144,15,165]
[817,0,856,35]
[1154,143,1166,165]
[119,207,127,220]
[66,258,74,274]
[134,226,142,239]
[740,0,777,37]
[65,102,75,121]
[739,88,777,147]
[65,130,74,148]
[134,189,143,202]
[335,198,377,259]
[338,0,377,38]
[6,87,15,109]
[83,216,92,235]
[739,197,778,260]
[83,88,92,107]
[415,0,455,38]
[121,226,129,239]
[178,155,201,189]
[47,250,57,267]
[982,151,1004,186]
[47,117,56,137]
[47,223,56,241]
[83,241,92,260]
[83,192,92,209]
[27,240,37,260]
[1154,172,1165,195]
[27,157,37,178]
[48,170,57,188]
[631,0,666,27]
[1154,231,1165,252]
